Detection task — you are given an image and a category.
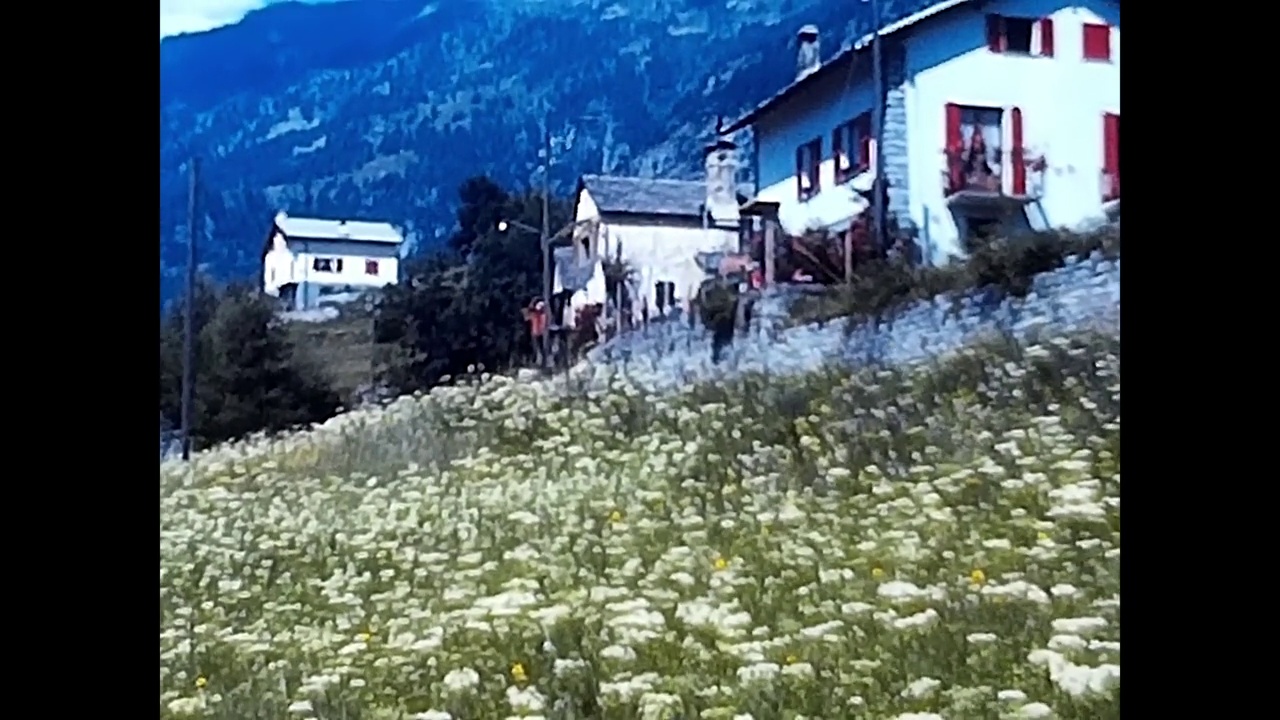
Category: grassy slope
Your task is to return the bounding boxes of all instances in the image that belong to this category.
[287,309,377,404]
[161,328,1120,720]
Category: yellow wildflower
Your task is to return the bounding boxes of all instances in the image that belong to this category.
[970,569,986,585]
[511,662,527,683]
[871,567,885,580]
[194,676,208,690]
[714,556,728,571]
[1037,531,1050,542]
[356,632,372,643]
[609,510,622,523]
[785,654,799,665]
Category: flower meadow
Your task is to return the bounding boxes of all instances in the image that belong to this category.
[160,328,1120,720]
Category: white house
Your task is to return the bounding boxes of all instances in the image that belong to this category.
[724,0,1120,265]
[262,211,404,310]
[560,147,751,323]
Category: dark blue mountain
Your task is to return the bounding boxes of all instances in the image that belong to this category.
[159,0,927,304]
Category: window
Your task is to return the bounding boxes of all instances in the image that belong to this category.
[654,281,676,312]
[312,257,343,273]
[944,104,1006,194]
[795,137,822,201]
[365,259,380,275]
[986,15,1054,57]
[833,113,872,185]
[1083,23,1112,61]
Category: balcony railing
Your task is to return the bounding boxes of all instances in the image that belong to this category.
[1102,170,1120,202]
[941,149,1045,206]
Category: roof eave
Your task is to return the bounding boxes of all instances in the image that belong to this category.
[284,234,402,245]
[722,0,989,134]
[598,209,702,221]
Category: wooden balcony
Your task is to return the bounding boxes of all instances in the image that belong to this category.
[1101,171,1120,220]
[941,150,1040,213]
[1101,170,1120,202]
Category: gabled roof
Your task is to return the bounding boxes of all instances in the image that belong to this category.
[579,175,707,218]
[577,174,756,219]
[273,211,403,244]
[724,0,980,133]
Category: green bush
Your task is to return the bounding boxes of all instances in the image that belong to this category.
[788,228,1120,330]
[158,284,342,449]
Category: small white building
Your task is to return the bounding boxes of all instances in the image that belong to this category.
[562,148,752,323]
[725,0,1120,264]
[262,211,404,310]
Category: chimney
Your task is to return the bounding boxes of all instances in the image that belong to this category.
[796,24,821,80]
[704,134,740,228]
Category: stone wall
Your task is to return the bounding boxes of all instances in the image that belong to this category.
[882,41,912,235]
[581,251,1120,394]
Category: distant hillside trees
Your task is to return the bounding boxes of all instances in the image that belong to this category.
[374,175,571,395]
[158,283,341,450]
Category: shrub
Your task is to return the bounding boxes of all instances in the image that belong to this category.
[788,227,1120,331]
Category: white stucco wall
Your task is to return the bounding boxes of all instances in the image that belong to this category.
[262,233,401,295]
[748,0,1119,262]
[754,72,878,237]
[575,188,737,319]
[904,0,1120,260]
[606,222,738,317]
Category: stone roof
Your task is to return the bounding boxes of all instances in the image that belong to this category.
[579,174,756,219]
[580,175,707,218]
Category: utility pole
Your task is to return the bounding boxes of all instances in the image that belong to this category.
[180,157,199,461]
[870,0,887,255]
[844,225,853,283]
[540,119,553,372]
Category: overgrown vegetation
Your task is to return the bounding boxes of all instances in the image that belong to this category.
[373,175,572,396]
[788,227,1121,330]
[161,328,1120,719]
[158,282,341,450]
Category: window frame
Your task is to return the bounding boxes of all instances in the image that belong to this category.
[312,257,343,273]
[833,113,872,185]
[795,137,822,201]
[985,14,1057,57]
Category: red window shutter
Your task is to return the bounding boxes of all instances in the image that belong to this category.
[945,103,963,192]
[1083,24,1111,60]
[856,114,872,170]
[1039,18,1055,57]
[1009,106,1026,195]
[985,15,1004,52]
[365,259,379,275]
[1103,113,1120,200]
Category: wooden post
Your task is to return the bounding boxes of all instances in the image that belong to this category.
[844,226,853,283]
[763,217,777,287]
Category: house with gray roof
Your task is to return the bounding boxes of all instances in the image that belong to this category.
[262,211,405,311]
[723,0,1119,264]
[564,141,756,324]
